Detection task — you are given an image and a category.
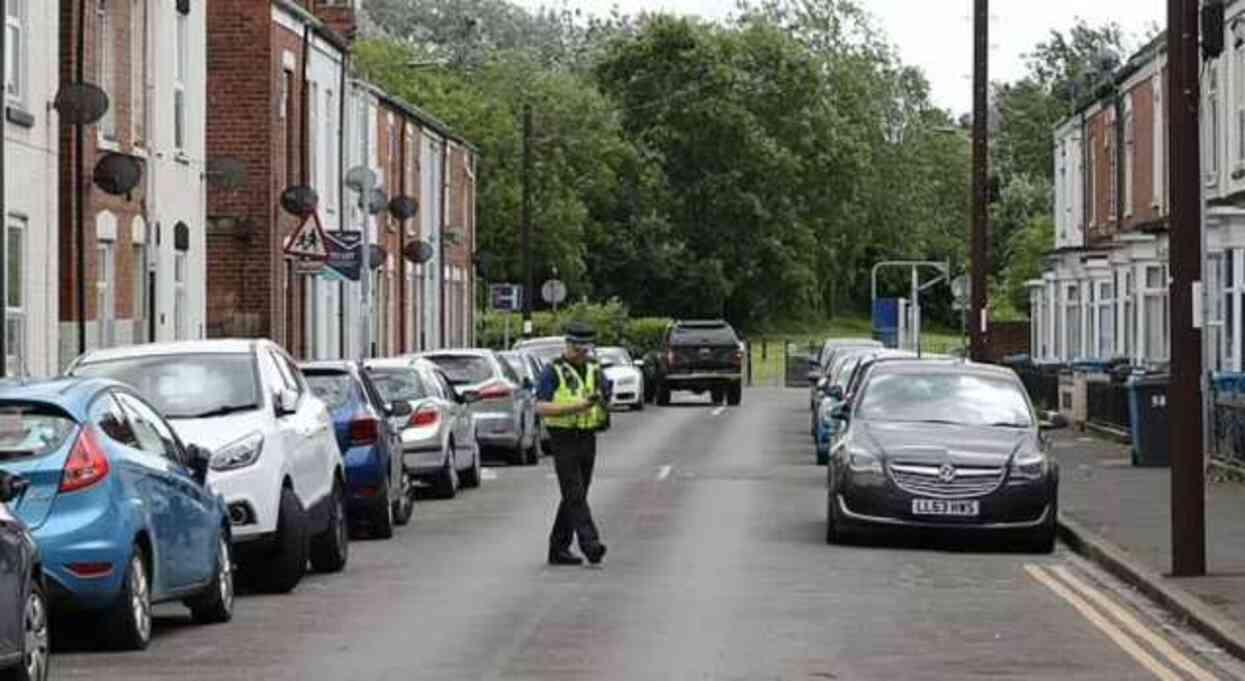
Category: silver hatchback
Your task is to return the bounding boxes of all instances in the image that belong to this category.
[418,350,540,466]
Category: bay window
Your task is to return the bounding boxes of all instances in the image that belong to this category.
[1142,264,1169,362]
[1096,279,1114,358]
[1066,283,1081,360]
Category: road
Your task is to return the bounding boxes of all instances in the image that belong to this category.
[54,388,1245,680]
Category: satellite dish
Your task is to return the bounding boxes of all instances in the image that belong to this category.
[206,158,247,190]
[280,185,319,217]
[388,195,419,220]
[176,0,190,15]
[363,187,387,216]
[54,82,110,126]
[403,240,435,264]
[93,152,144,195]
[345,166,376,192]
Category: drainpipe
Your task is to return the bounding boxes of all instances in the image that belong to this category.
[398,117,406,352]
[76,0,87,357]
[338,53,347,358]
[1115,90,1126,236]
[439,139,448,346]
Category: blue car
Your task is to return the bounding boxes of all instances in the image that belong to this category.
[301,362,412,539]
[0,378,233,651]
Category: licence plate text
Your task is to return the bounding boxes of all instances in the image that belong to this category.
[912,499,979,516]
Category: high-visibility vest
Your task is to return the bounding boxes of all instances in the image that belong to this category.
[545,360,608,431]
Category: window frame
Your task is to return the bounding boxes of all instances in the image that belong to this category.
[114,391,184,464]
[131,0,147,147]
[4,217,22,374]
[97,238,115,346]
[96,0,116,142]
[1123,97,1135,218]
[5,0,24,106]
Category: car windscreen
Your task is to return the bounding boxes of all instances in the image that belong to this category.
[597,348,631,366]
[73,354,260,420]
[856,371,1034,428]
[518,343,564,362]
[303,371,357,411]
[0,403,77,459]
[671,324,737,345]
[368,369,429,403]
[424,355,495,385]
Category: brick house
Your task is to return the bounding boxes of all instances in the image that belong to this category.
[57,0,209,370]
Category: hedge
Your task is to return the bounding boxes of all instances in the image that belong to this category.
[477,301,671,358]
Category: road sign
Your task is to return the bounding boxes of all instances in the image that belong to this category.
[292,258,325,276]
[284,213,329,259]
[324,231,363,281]
[490,284,523,312]
[541,279,567,305]
[951,274,970,310]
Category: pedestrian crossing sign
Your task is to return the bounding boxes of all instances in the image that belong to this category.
[283,212,329,260]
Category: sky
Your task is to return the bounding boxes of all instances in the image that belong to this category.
[513,0,1167,116]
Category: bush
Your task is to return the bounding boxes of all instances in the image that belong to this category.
[623,317,670,357]
[476,302,671,357]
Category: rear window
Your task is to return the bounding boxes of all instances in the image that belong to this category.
[671,323,737,345]
[425,355,495,385]
[500,354,529,379]
[0,404,77,458]
[303,372,357,411]
[369,369,428,403]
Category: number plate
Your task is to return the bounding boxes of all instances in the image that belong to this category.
[912,499,979,516]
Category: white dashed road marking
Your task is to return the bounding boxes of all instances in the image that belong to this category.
[657,465,672,481]
[481,469,498,481]
[711,406,726,417]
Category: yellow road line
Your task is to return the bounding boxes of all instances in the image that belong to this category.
[1049,565,1218,681]
[1025,565,1182,681]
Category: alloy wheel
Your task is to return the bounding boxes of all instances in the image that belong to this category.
[217,536,234,614]
[131,556,151,644]
[23,588,48,681]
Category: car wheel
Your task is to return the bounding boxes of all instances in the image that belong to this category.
[13,579,49,681]
[815,445,829,466]
[522,431,540,466]
[107,549,152,650]
[371,479,396,540]
[657,383,671,406]
[435,445,459,499]
[1027,499,1058,554]
[188,531,234,624]
[460,446,482,489]
[392,474,415,526]
[727,383,742,406]
[246,487,308,593]
[310,482,350,573]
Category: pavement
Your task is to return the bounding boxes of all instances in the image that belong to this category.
[1053,429,1245,658]
[47,389,1245,680]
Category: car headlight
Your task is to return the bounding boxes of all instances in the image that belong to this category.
[847,446,883,475]
[1009,451,1048,481]
[210,433,264,472]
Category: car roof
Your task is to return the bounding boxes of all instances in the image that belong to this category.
[0,377,123,416]
[74,339,259,366]
[419,349,494,358]
[514,336,564,347]
[299,360,359,374]
[674,319,729,327]
[865,357,1012,378]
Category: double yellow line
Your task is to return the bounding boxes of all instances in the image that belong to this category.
[1026,564,1219,681]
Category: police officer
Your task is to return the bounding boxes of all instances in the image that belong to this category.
[535,322,611,566]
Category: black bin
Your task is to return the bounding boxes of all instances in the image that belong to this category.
[1127,374,1170,467]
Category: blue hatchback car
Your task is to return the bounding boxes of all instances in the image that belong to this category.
[0,378,234,651]
[301,362,412,539]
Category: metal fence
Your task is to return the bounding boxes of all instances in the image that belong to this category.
[1086,380,1131,432]
[1212,394,1245,468]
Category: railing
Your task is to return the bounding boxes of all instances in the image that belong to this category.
[1086,380,1131,432]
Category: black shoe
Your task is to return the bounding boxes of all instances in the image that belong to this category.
[583,542,607,565]
[548,549,583,566]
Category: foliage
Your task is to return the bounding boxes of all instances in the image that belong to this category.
[476,302,671,356]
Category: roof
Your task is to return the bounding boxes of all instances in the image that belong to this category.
[74,339,259,366]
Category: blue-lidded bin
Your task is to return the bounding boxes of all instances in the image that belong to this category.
[1213,372,1245,399]
[1126,374,1170,467]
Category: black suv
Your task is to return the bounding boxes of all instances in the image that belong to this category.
[654,320,744,406]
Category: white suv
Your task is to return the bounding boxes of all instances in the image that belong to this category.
[68,339,349,593]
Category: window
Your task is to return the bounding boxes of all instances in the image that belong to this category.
[97,240,115,347]
[97,0,115,140]
[283,69,295,185]
[309,82,319,190]
[132,242,145,329]
[174,11,187,150]
[325,89,336,210]
[1123,270,1135,358]
[115,392,180,461]
[1106,125,1117,220]
[131,0,146,145]
[1143,265,1169,361]
[1209,63,1221,182]
[89,394,138,448]
[1097,280,1114,358]
[271,349,304,395]
[1088,141,1097,226]
[174,251,187,339]
[75,353,261,419]
[5,219,22,374]
[1224,250,1240,371]
[1237,42,1245,164]
[1065,284,1081,359]
[5,0,23,103]
[1124,99,1135,217]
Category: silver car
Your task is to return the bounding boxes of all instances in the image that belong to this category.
[499,351,551,455]
[419,350,540,466]
[365,359,482,499]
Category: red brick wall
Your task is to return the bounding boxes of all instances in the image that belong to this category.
[272,21,309,357]
[313,3,357,44]
[988,321,1031,363]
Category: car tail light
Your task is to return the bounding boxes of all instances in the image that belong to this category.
[478,383,512,400]
[410,406,440,428]
[60,426,111,494]
[734,350,744,364]
[349,417,380,446]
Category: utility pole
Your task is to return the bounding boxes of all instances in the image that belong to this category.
[970,0,990,363]
[521,104,533,337]
[1168,0,1206,577]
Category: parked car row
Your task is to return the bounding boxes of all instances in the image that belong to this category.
[804,340,1063,554]
[0,338,586,677]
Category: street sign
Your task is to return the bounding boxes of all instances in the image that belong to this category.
[292,258,325,276]
[951,274,970,310]
[284,213,329,259]
[490,284,523,312]
[541,279,567,305]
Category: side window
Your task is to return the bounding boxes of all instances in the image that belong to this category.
[89,393,139,449]
[358,371,386,409]
[497,355,520,383]
[115,392,182,462]
[255,349,286,397]
[269,349,301,395]
[434,371,457,400]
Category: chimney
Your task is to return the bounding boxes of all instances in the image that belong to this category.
[312,0,358,45]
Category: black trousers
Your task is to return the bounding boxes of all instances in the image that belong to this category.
[548,429,601,553]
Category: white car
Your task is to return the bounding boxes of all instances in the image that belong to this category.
[597,347,645,411]
[67,339,349,594]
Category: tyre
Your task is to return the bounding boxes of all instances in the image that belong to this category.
[522,435,540,466]
[815,446,829,466]
[434,446,459,499]
[7,579,49,681]
[727,383,742,406]
[371,480,395,540]
[633,400,645,412]
[1027,499,1058,554]
[188,531,234,624]
[826,493,843,545]
[310,482,350,573]
[392,474,414,526]
[657,383,671,406]
[106,549,152,651]
[460,445,482,489]
[249,487,308,593]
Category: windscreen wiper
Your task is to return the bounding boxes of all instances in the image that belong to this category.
[172,404,258,419]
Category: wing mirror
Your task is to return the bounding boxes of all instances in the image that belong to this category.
[806,371,822,386]
[830,403,851,421]
[0,471,29,504]
[1039,411,1068,431]
[387,401,413,418]
[274,388,298,416]
[186,444,212,483]
[827,385,845,401]
[522,377,534,391]
[458,389,481,405]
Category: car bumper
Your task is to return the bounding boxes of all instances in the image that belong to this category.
[663,373,741,391]
[610,387,641,407]
[35,499,134,611]
[402,445,446,476]
[343,445,387,513]
[475,412,521,449]
[836,472,1056,530]
[207,458,284,541]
